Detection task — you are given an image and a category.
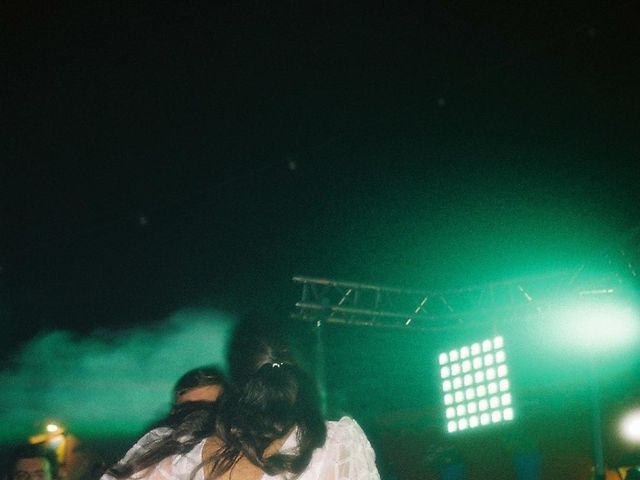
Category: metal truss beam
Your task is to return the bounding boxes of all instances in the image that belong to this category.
[292,273,570,331]
[292,270,633,332]
[292,225,640,331]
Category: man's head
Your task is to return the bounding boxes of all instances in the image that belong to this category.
[173,366,226,405]
[10,444,57,480]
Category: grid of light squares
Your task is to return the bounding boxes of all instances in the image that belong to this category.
[438,336,514,433]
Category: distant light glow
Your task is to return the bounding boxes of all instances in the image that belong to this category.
[438,335,514,433]
[553,302,639,351]
[46,424,59,433]
[620,409,640,444]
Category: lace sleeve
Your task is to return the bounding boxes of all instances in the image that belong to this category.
[304,417,381,480]
[121,428,174,464]
[100,429,204,480]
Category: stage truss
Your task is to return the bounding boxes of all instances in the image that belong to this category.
[292,226,639,332]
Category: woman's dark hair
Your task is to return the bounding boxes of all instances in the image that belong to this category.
[108,321,326,479]
[207,333,326,478]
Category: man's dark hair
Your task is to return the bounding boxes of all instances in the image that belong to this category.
[173,366,227,402]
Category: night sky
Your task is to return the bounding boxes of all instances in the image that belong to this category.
[4,2,638,350]
[2,1,640,475]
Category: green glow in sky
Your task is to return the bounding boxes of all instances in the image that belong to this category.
[550,300,639,352]
[0,309,233,442]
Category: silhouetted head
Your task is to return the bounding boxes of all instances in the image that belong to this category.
[173,366,226,405]
[9,444,58,480]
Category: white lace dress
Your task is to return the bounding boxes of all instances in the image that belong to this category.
[103,416,380,480]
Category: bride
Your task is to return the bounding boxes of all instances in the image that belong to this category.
[104,332,380,480]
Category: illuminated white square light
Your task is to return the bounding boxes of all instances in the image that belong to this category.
[465,388,475,400]
[438,335,514,433]
[439,353,449,365]
[469,415,479,428]
[462,360,472,373]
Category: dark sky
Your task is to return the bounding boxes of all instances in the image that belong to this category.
[2,1,640,356]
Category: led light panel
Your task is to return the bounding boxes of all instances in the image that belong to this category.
[438,336,514,433]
